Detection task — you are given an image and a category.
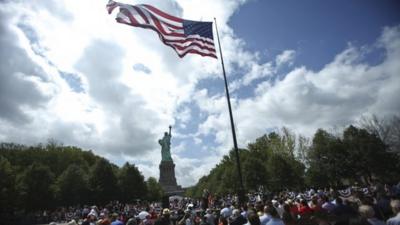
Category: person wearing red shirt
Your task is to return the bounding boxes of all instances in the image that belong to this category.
[298,200,312,218]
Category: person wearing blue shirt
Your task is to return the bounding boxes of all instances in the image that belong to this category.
[111,213,124,225]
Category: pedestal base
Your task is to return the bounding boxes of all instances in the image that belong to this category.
[159,161,184,195]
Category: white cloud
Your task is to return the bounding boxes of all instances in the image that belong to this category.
[228,49,297,91]
[197,26,400,155]
[0,0,252,187]
[276,50,296,67]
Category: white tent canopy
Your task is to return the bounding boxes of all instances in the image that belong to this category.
[169,195,183,202]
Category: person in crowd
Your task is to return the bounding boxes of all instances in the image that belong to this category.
[273,200,284,218]
[321,195,335,214]
[265,207,283,225]
[202,189,210,210]
[204,209,216,225]
[218,216,228,225]
[375,192,392,220]
[193,210,202,225]
[99,213,111,225]
[310,196,323,213]
[23,182,400,225]
[387,200,400,225]
[230,209,247,225]
[247,211,261,225]
[110,213,124,225]
[259,205,272,225]
[333,197,356,218]
[220,203,232,219]
[281,203,295,225]
[298,199,312,218]
[241,204,249,219]
[82,213,97,225]
[83,206,90,218]
[287,200,298,220]
[358,204,385,225]
[126,217,138,225]
[178,210,192,225]
[155,209,173,225]
[346,216,371,225]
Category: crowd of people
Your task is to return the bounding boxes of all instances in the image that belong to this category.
[42,182,400,225]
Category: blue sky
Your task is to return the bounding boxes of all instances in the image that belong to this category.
[230,0,400,70]
[0,0,399,186]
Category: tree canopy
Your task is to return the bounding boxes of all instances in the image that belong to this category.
[0,142,163,213]
[187,120,400,197]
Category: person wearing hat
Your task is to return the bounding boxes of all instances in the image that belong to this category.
[155,208,172,225]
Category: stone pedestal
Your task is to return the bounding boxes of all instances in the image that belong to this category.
[159,161,184,195]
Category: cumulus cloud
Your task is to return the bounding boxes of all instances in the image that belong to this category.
[197,26,400,154]
[0,11,49,124]
[0,0,251,186]
[276,50,296,67]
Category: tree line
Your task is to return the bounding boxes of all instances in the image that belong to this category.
[0,142,164,215]
[1,115,399,212]
[186,115,400,197]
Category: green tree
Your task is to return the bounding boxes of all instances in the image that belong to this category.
[18,163,55,211]
[242,156,268,191]
[186,129,306,197]
[118,162,147,202]
[267,154,304,191]
[0,156,16,213]
[146,177,164,202]
[343,125,399,183]
[56,164,89,206]
[88,158,118,204]
[306,129,350,187]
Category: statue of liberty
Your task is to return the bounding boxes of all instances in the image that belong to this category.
[159,125,173,161]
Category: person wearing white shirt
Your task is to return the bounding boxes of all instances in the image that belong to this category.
[220,204,232,219]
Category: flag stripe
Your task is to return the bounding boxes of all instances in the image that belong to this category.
[163,36,215,48]
[107,0,216,58]
[121,8,139,25]
[142,4,183,23]
[132,5,149,24]
[168,39,215,51]
[171,42,216,54]
[140,5,183,29]
[106,1,118,14]
[150,14,185,37]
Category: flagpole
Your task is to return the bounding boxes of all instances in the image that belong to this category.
[213,18,245,205]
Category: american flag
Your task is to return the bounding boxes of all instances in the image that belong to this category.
[106,0,217,58]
